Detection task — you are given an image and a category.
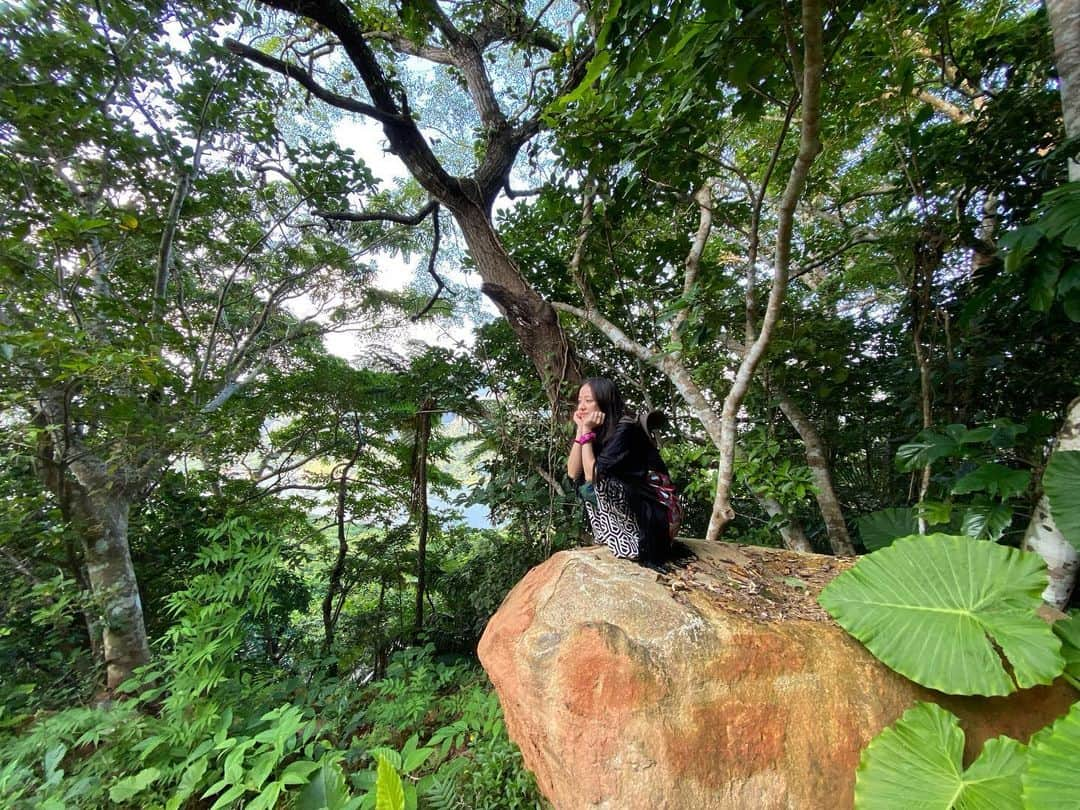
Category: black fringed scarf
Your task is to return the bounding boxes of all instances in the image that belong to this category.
[592,416,672,564]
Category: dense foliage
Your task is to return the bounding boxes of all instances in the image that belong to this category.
[1,0,1078,807]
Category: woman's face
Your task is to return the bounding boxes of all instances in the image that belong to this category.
[576,383,598,416]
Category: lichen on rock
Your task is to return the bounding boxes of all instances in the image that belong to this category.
[478,540,1076,810]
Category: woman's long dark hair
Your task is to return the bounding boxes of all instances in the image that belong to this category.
[585,376,626,448]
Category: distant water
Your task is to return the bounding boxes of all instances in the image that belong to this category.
[430,492,494,529]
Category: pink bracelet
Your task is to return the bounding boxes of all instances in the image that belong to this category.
[575,432,596,445]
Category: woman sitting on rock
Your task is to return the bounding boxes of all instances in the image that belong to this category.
[566,377,681,564]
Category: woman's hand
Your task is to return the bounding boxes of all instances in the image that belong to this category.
[574,407,605,435]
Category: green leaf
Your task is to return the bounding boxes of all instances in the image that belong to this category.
[952,464,1031,498]
[368,748,402,771]
[246,781,283,810]
[246,750,277,790]
[1062,288,1080,322]
[1044,451,1080,550]
[1058,264,1080,295]
[896,431,960,470]
[918,500,954,527]
[1001,224,1042,270]
[856,508,918,551]
[298,759,351,810]
[554,50,611,107]
[1054,613,1080,685]
[209,782,247,810]
[166,757,208,810]
[43,744,65,785]
[280,759,321,786]
[1029,261,1061,311]
[961,502,1014,542]
[375,756,405,810]
[108,767,161,802]
[1021,702,1080,809]
[402,746,434,774]
[423,772,458,810]
[855,702,1025,810]
[818,535,1062,695]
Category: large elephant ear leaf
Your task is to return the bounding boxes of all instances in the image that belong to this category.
[1043,450,1080,550]
[1054,613,1080,685]
[855,702,1025,810]
[819,534,1063,695]
[855,507,917,551]
[1021,702,1080,809]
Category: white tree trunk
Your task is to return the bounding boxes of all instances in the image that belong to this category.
[710,0,825,540]
[1024,496,1078,609]
[1047,0,1080,181]
[1024,396,1080,609]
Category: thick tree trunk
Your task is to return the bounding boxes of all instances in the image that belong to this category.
[1048,0,1080,181]
[1023,396,1080,609]
[453,203,584,401]
[758,495,813,553]
[776,392,855,555]
[70,484,149,690]
[36,406,150,691]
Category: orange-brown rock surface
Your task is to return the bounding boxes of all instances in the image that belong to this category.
[477,540,1077,810]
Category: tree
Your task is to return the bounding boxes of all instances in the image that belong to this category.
[0,1,396,689]
[548,0,831,543]
[223,0,593,403]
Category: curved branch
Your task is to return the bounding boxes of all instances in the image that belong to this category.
[567,180,599,312]
[550,301,654,362]
[224,38,407,126]
[413,206,449,320]
[503,182,544,199]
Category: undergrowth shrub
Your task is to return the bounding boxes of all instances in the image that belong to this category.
[0,518,546,809]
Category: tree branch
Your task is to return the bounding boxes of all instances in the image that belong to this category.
[567,180,599,312]
[710,0,825,542]
[914,88,972,124]
[550,301,654,362]
[363,30,452,64]
[413,205,448,320]
[224,38,407,126]
[672,182,712,344]
[503,182,544,199]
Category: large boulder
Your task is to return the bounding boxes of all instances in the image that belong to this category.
[478,540,1076,810]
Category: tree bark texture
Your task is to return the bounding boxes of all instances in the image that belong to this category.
[1047,0,1080,181]
[36,398,150,691]
[709,0,825,542]
[71,486,148,691]
[1024,396,1080,610]
[776,392,855,555]
[454,204,583,399]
